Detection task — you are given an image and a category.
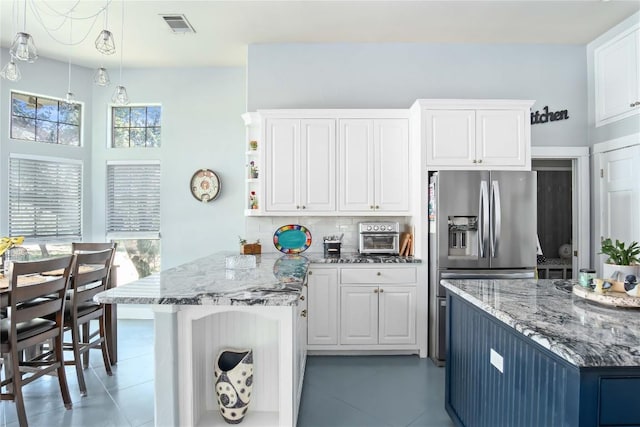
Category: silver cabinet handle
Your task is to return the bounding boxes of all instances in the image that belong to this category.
[374,288,379,293]
[379,288,384,293]
[473,159,477,164]
[478,159,483,163]
[302,205,306,209]
[375,205,379,209]
[301,309,307,318]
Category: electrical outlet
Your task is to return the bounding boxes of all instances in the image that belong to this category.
[490,348,504,373]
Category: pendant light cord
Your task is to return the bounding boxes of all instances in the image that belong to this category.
[118,0,124,83]
[68,16,72,93]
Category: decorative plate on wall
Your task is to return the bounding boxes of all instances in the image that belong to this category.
[273,224,312,254]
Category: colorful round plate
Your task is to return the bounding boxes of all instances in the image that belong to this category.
[273,224,312,254]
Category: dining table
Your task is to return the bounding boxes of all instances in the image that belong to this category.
[0,265,118,365]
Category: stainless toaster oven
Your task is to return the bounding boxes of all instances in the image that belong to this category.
[358,222,400,255]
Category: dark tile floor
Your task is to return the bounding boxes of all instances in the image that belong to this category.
[1,320,455,427]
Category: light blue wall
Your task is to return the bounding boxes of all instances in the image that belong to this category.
[587,11,640,146]
[90,67,247,269]
[247,43,588,147]
[0,48,94,238]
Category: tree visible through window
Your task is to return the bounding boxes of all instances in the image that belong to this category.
[112,106,161,148]
[10,92,81,145]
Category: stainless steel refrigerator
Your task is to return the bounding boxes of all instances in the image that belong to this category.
[428,170,537,365]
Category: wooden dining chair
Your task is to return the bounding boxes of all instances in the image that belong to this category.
[71,242,117,368]
[0,255,75,426]
[63,248,114,396]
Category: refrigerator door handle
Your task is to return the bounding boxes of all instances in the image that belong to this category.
[479,181,489,258]
[490,180,502,258]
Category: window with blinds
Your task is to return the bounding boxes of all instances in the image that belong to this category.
[106,162,161,238]
[8,156,82,241]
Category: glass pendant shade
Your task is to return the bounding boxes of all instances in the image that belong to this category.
[65,92,76,104]
[112,85,129,105]
[10,32,38,63]
[94,67,111,86]
[95,30,116,55]
[0,58,21,81]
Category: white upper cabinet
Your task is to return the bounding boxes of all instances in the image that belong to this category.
[339,118,410,213]
[424,110,475,166]
[265,118,336,213]
[415,99,533,171]
[595,26,640,127]
[265,119,300,212]
[476,109,527,168]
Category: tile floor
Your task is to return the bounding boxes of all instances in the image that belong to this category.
[1,320,455,427]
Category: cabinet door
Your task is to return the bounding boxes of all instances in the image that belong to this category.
[307,269,339,345]
[424,110,475,167]
[378,286,416,345]
[265,119,300,211]
[374,119,409,212]
[595,28,640,126]
[338,119,375,212]
[476,109,527,168]
[300,119,336,212]
[340,286,378,345]
[599,145,640,273]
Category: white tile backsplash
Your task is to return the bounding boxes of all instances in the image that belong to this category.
[245,216,409,254]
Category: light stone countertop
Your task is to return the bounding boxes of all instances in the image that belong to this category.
[442,278,640,368]
[95,252,309,307]
[95,251,420,307]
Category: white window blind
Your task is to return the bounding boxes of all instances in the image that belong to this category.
[107,162,161,238]
[9,156,82,241]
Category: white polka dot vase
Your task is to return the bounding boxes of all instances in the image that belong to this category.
[214,348,254,424]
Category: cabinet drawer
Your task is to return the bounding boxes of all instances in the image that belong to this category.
[341,268,416,284]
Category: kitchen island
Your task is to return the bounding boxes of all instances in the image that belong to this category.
[95,252,310,427]
[442,278,640,427]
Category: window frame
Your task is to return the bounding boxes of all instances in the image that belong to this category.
[9,90,84,147]
[108,103,162,149]
[8,154,83,244]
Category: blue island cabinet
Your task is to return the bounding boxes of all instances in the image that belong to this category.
[445,293,640,427]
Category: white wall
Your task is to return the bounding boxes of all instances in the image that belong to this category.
[90,67,247,269]
[247,43,588,147]
[0,48,94,238]
[587,11,640,146]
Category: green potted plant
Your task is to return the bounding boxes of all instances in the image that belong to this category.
[239,236,261,255]
[599,238,640,291]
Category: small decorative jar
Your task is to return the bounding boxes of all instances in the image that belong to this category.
[249,140,258,151]
[579,268,596,288]
[214,348,254,424]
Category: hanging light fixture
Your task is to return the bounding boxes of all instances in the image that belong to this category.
[94,67,111,86]
[95,2,116,55]
[65,17,76,104]
[10,0,38,63]
[112,0,129,105]
[0,58,22,82]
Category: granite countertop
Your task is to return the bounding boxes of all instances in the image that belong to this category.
[95,252,309,307]
[442,278,640,368]
[307,252,422,264]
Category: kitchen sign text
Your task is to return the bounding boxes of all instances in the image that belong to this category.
[530,106,569,125]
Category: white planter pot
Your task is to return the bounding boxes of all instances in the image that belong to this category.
[601,263,640,292]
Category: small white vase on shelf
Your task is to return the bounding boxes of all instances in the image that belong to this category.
[214,348,254,424]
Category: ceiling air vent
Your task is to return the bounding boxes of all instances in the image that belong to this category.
[161,14,196,34]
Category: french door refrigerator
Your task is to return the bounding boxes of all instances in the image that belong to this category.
[428,170,537,365]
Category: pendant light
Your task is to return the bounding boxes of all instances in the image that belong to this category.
[94,67,111,86]
[10,0,38,63]
[95,2,116,55]
[0,58,22,82]
[112,0,129,105]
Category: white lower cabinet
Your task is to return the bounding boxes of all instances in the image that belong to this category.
[294,285,308,420]
[307,268,339,345]
[340,286,379,345]
[308,265,418,352]
[340,285,416,345]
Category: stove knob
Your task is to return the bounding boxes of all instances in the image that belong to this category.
[380,225,386,231]
[367,225,372,231]
[374,226,379,231]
